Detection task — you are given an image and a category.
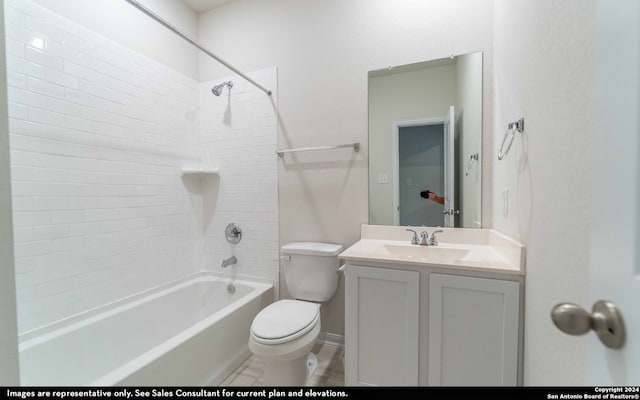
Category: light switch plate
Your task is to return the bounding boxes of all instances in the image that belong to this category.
[378,174,389,184]
[502,188,509,217]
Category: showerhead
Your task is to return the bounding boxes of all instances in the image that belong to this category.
[211,81,233,96]
[211,85,223,96]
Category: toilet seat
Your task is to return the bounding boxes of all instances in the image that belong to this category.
[250,299,320,345]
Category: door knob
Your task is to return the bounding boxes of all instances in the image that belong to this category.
[551,300,625,349]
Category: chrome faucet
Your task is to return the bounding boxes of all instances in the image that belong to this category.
[407,229,444,246]
[221,256,237,268]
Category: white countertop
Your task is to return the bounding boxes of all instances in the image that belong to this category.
[338,225,526,276]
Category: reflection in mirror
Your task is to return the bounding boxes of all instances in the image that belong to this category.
[368,52,482,228]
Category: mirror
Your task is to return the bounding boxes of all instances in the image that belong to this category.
[368,52,483,228]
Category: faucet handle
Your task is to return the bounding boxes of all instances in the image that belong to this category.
[405,229,419,245]
[429,230,444,246]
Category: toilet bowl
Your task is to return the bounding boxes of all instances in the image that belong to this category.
[248,242,343,386]
[249,299,321,386]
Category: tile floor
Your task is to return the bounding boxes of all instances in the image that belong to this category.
[221,342,345,387]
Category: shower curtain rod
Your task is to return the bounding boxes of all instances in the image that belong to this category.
[123,0,272,96]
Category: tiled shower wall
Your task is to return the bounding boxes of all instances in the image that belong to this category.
[5,0,280,333]
[5,0,203,332]
[198,69,279,286]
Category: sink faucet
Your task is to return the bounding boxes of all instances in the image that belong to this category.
[408,228,445,246]
[221,256,237,268]
[406,229,445,246]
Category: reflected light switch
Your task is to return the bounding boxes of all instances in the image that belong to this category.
[378,174,389,184]
[407,177,413,186]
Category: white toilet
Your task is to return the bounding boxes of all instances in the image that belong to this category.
[248,242,343,386]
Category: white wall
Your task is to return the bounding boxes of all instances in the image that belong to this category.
[492,0,594,385]
[23,0,198,80]
[198,68,279,287]
[369,64,457,226]
[0,0,21,384]
[5,0,202,332]
[197,0,495,334]
[456,52,482,228]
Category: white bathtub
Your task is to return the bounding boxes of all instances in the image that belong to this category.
[18,273,273,386]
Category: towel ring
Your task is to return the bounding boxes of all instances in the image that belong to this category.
[498,118,524,160]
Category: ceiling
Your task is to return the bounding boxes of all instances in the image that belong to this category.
[181,0,235,14]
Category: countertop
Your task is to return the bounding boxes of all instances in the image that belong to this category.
[338,225,526,276]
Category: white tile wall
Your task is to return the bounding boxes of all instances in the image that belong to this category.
[5,0,279,334]
[5,0,204,332]
[199,69,279,286]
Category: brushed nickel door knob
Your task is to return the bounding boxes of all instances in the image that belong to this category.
[551,300,625,349]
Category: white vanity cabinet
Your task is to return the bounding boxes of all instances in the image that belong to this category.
[340,225,526,387]
[344,265,420,386]
[428,273,520,386]
[343,262,523,387]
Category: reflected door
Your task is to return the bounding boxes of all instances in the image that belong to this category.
[443,106,456,227]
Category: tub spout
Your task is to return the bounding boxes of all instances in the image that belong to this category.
[221,256,237,268]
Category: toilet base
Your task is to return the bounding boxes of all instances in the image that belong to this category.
[306,353,318,379]
[262,353,317,386]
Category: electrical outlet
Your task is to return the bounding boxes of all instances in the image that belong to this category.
[378,174,389,184]
[502,188,509,217]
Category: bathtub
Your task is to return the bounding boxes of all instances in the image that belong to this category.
[18,273,273,386]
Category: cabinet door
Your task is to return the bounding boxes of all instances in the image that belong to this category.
[345,265,419,386]
[428,273,519,386]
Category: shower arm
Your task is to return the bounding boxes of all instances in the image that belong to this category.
[123,0,272,97]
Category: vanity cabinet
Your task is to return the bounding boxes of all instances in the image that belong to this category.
[428,273,519,386]
[344,265,419,386]
[344,263,522,386]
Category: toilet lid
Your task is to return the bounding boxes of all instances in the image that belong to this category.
[251,300,319,344]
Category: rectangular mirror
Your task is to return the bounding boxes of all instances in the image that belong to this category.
[368,52,483,228]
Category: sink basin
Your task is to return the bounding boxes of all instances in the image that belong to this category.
[382,244,470,263]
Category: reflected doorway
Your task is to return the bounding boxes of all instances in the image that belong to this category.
[398,124,444,226]
[393,108,455,227]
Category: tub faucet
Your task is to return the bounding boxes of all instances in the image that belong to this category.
[221,256,237,268]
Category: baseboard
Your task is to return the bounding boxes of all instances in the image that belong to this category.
[318,332,344,347]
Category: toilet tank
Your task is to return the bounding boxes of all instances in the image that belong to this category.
[281,242,344,302]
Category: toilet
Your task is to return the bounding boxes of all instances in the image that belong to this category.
[248,242,344,386]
